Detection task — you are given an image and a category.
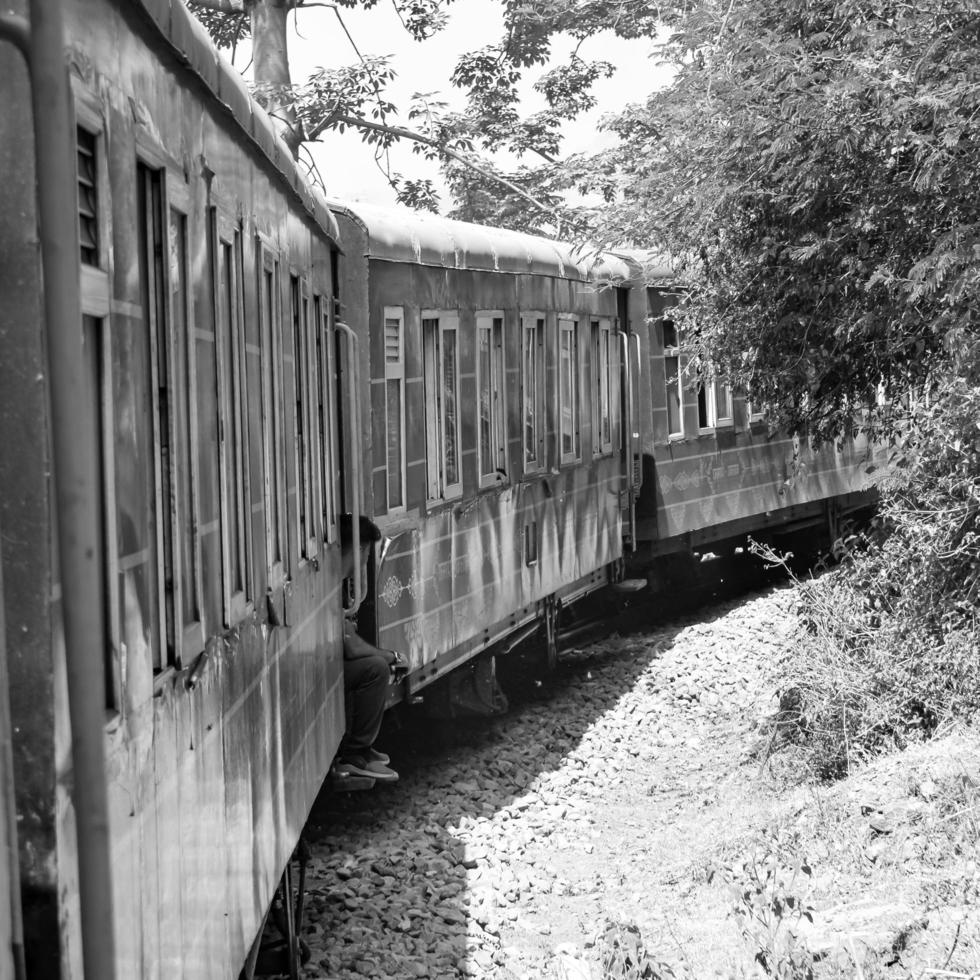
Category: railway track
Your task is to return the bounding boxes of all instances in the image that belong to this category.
[296,567,797,979]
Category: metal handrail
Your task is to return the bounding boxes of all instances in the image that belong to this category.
[335,321,363,610]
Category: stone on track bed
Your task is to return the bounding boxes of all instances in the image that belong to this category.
[301,586,793,978]
[301,584,980,979]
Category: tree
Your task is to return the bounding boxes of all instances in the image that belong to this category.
[190,0,980,443]
[420,0,980,444]
[583,0,980,443]
[186,0,632,235]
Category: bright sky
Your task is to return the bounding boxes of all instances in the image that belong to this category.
[234,0,671,211]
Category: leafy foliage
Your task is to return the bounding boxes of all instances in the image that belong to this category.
[186,1,250,50]
[589,0,980,443]
[591,920,676,980]
[770,355,980,778]
[188,0,980,458]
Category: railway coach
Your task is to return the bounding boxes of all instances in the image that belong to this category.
[329,202,642,704]
[325,209,882,714]
[0,0,352,976]
[624,269,882,575]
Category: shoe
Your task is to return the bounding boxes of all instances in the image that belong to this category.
[365,746,390,766]
[364,760,399,782]
[335,756,399,783]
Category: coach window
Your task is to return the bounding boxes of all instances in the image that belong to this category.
[303,286,324,551]
[76,114,120,707]
[591,318,614,456]
[214,217,253,624]
[558,317,581,464]
[168,202,204,656]
[662,318,684,439]
[383,306,406,511]
[290,275,318,561]
[138,163,203,668]
[257,239,288,590]
[520,314,545,472]
[477,312,507,486]
[697,375,734,432]
[422,311,462,502]
[314,294,338,541]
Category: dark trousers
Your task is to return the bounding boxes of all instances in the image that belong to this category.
[340,653,388,756]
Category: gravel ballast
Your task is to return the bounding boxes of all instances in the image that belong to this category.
[301,585,794,979]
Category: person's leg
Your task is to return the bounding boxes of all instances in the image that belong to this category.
[335,653,398,781]
[340,653,388,756]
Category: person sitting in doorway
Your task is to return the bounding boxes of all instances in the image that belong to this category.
[332,513,406,785]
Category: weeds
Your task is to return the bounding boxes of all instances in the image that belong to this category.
[590,920,676,980]
[711,833,817,979]
[752,383,980,778]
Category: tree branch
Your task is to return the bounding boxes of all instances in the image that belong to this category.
[314,113,558,218]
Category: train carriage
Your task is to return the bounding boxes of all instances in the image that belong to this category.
[330,202,640,696]
[0,1,352,975]
[627,275,882,564]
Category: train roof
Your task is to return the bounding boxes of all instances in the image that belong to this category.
[330,200,637,283]
[133,0,339,243]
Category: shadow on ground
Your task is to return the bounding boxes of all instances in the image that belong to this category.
[298,552,788,978]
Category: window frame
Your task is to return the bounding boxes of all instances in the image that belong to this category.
[557,315,582,465]
[661,318,685,440]
[213,211,254,626]
[137,160,205,671]
[591,317,615,456]
[256,235,288,592]
[383,305,407,513]
[289,272,319,564]
[166,188,205,660]
[698,375,734,433]
[520,312,546,474]
[476,310,508,488]
[714,380,734,427]
[422,310,463,503]
[73,96,120,709]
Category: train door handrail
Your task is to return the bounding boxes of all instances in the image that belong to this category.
[631,332,643,491]
[618,329,634,484]
[335,321,363,610]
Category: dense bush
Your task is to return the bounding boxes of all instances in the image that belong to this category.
[782,356,980,778]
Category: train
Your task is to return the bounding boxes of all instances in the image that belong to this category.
[0,1,880,977]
